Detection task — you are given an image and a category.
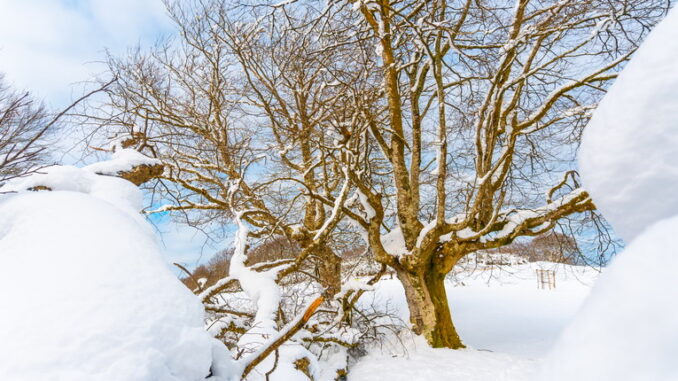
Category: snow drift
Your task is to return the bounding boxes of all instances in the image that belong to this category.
[543,7,678,381]
[0,165,232,380]
[578,6,678,243]
[541,216,678,380]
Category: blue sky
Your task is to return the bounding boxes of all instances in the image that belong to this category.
[0,0,231,269]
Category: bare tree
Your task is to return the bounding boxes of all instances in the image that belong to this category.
[318,0,669,348]
[0,75,52,184]
[490,231,580,264]
[88,0,670,356]
[84,1,382,376]
[90,1,364,295]
[1,74,115,186]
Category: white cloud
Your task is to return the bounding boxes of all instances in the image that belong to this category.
[0,0,171,106]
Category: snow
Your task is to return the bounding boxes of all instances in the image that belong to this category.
[540,8,678,380]
[415,219,436,247]
[84,148,161,177]
[356,189,376,221]
[313,174,350,240]
[540,216,678,381]
[380,227,409,257]
[0,167,232,380]
[0,153,601,381]
[238,297,320,381]
[455,226,477,239]
[350,337,536,381]
[491,189,586,242]
[229,215,280,329]
[578,7,678,242]
[0,165,143,215]
[349,263,598,380]
[336,278,375,300]
[226,213,317,381]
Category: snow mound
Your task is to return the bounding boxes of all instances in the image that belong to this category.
[578,8,678,242]
[0,165,143,216]
[540,215,678,380]
[0,169,232,380]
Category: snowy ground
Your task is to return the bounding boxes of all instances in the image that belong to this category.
[349,262,599,381]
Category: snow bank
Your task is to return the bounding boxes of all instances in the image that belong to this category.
[541,215,678,380]
[0,167,232,380]
[578,8,678,242]
[544,8,678,380]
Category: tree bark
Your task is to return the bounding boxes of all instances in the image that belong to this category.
[317,245,342,298]
[397,268,464,349]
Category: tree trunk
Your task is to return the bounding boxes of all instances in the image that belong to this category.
[317,246,342,298]
[397,269,464,349]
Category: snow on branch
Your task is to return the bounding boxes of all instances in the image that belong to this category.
[239,295,324,379]
[228,213,281,327]
[313,169,351,241]
[476,188,594,248]
[84,148,162,184]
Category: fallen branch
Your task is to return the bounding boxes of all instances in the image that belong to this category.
[240,295,324,379]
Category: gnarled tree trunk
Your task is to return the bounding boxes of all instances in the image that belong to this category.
[397,267,464,349]
[317,245,342,298]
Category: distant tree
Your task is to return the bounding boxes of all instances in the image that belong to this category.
[179,248,233,291]
[497,231,581,265]
[0,74,113,185]
[528,232,580,264]
[0,74,51,184]
[179,237,300,291]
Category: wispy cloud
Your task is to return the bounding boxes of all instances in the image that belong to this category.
[0,0,171,105]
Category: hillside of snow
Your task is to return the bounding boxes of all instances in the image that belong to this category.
[542,218,678,381]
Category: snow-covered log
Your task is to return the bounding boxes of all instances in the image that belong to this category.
[85,148,163,186]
